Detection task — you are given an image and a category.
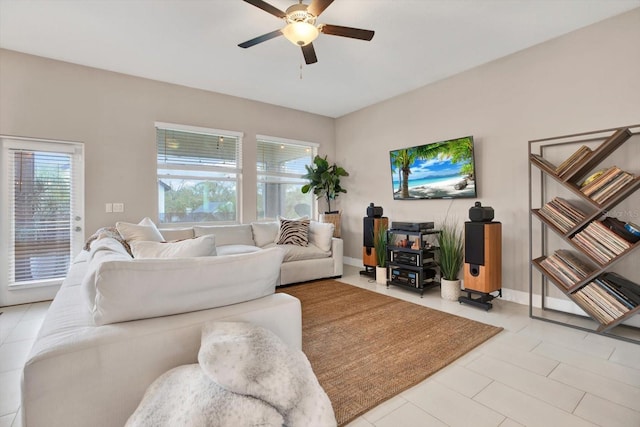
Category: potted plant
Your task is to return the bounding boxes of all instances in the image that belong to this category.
[373,224,388,285]
[438,221,464,301]
[301,155,349,237]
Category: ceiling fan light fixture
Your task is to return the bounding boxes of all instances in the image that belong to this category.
[282,22,319,46]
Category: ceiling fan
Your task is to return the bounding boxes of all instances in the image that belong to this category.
[238,0,375,65]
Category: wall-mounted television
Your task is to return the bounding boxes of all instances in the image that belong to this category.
[389,135,477,200]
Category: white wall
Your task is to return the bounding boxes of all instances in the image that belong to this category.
[1,8,639,305]
[0,49,335,305]
[334,8,640,295]
[0,49,336,235]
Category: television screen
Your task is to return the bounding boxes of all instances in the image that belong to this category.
[389,136,477,200]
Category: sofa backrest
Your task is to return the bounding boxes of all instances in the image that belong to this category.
[158,221,336,250]
[194,224,254,246]
[84,245,285,325]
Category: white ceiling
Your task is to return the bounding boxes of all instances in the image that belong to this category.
[1,0,638,118]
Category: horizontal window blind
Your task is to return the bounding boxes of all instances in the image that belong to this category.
[256,137,316,220]
[157,128,240,171]
[257,139,313,177]
[9,150,73,284]
[156,123,242,224]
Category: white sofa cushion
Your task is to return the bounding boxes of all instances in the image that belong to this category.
[159,227,196,242]
[116,217,165,242]
[82,238,134,305]
[86,247,285,325]
[251,221,280,247]
[216,244,261,256]
[309,221,334,252]
[130,235,217,259]
[194,224,254,246]
[264,242,331,262]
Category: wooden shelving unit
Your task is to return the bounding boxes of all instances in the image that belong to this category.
[528,125,640,343]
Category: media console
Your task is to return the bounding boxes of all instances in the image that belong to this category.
[386,227,440,297]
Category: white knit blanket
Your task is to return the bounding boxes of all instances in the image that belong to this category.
[126,322,336,427]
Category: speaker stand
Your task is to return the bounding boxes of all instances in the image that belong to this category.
[360,266,376,278]
[458,288,502,311]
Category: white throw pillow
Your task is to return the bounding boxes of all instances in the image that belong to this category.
[116,217,165,242]
[215,244,261,256]
[129,235,216,259]
[160,227,195,242]
[309,221,334,252]
[251,221,279,247]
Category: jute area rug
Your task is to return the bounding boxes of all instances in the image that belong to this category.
[278,279,502,426]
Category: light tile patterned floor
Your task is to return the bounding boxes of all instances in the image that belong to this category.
[338,266,640,427]
[0,267,638,427]
[0,302,47,427]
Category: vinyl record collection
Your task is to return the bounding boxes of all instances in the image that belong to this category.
[573,273,640,324]
[580,165,635,205]
[571,220,633,265]
[537,197,586,233]
[539,249,595,290]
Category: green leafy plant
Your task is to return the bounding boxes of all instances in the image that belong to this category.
[438,221,464,280]
[301,155,349,213]
[373,224,388,267]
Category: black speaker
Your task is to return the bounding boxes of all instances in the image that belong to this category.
[366,202,383,218]
[469,201,495,222]
[464,222,502,293]
[363,217,388,268]
[363,217,375,248]
[465,222,485,267]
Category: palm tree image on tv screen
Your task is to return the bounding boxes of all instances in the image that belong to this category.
[389,136,477,200]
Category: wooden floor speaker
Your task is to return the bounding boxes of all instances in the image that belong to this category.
[363,217,388,268]
[463,222,502,293]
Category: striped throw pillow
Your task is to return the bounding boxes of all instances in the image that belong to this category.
[276,219,310,246]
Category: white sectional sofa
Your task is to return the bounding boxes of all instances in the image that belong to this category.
[22,218,342,427]
[158,221,344,285]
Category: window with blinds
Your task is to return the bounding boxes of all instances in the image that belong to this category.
[257,136,317,220]
[156,123,242,224]
[2,138,84,288]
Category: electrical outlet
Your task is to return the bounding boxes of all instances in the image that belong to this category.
[105,203,113,213]
[113,203,124,213]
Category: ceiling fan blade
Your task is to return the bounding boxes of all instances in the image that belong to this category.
[302,43,318,64]
[321,24,375,41]
[308,0,334,17]
[242,0,286,19]
[238,29,283,48]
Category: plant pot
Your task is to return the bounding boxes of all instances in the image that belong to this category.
[320,212,341,238]
[440,278,461,301]
[375,266,387,285]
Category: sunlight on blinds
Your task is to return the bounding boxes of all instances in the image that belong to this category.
[9,150,72,285]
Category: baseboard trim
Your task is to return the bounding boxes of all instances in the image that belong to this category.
[344,256,361,268]
[344,258,639,327]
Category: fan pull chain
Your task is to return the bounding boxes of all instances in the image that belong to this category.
[299,62,303,80]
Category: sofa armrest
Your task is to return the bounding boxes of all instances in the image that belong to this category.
[331,238,343,277]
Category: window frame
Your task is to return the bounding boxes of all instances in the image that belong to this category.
[1,136,85,290]
[256,134,318,221]
[155,122,244,226]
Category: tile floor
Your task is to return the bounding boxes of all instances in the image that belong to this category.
[339,265,640,427]
[0,301,49,427]
[0,265,638,427]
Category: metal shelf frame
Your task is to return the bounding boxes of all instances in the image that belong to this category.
[528,124,640,344]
